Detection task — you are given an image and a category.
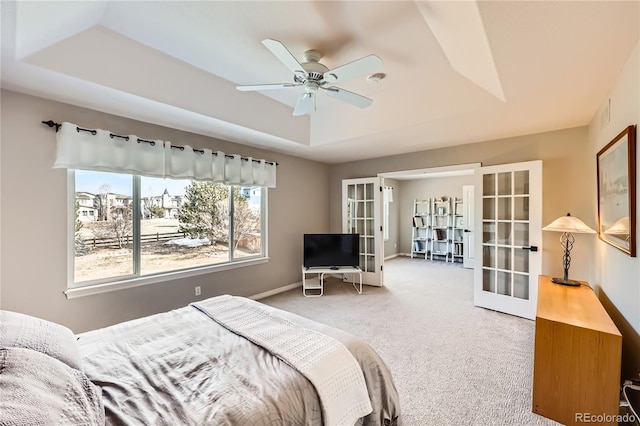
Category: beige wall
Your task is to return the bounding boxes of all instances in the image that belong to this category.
[587,40,640,380]
[329,125,593,282]
[0,90,330,333]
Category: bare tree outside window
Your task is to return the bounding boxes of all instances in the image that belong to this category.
[110,206,133,249]
[96,184,111,221]
[232,187,261,253]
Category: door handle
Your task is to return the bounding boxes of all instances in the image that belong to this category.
[464,229,471,232]
[522,246,538,252]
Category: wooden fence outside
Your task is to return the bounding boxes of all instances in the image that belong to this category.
[84,232,188,248]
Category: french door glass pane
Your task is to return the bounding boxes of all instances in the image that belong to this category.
[514,196,529,220]
[513,223,529,246]
[497,172,512,195]
[514,171,529,195]
[497,247,511,270]
[514,250,529,273]
[365,183,374,199]
[483,198,495,219]
[514,274,529,299]
[483,269,496,292]
[497,222,512,244]
[498,198,511,220]
[483,246,495,268]
[483,222,496,243]
[483,174,496,196]
[497,271,512,296]
[74,170,133,283]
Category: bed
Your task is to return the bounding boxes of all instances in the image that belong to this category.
[0,295,401,426]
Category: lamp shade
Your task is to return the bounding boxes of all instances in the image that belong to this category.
[542,213,596,233]
[604,216,630,235]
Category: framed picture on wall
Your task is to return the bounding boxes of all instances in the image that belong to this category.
[596,125,637,256]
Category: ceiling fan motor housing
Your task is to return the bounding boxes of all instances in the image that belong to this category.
[299,50,329,82]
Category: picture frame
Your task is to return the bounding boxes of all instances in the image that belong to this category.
[596,125,637,256]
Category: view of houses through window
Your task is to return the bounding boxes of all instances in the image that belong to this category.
[73,170,264,285]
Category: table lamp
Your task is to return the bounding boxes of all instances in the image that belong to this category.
[542,213,595,286]
[604,216,630,242]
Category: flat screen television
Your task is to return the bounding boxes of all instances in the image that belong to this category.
[303,233,360,269]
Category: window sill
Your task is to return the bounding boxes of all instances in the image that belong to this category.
[64,257,270,299]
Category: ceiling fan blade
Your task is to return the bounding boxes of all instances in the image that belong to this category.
[236,83,300,92]
[323,86,373,109]
[293,93,315,116]
[323,55,383,83]
[262,39,306,76]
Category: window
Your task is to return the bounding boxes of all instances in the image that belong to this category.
[72,170,266,287]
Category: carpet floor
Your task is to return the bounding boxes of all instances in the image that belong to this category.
[261,257,560,426]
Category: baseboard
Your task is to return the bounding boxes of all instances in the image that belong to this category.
[384,253,400,261]
[249,281,302,301]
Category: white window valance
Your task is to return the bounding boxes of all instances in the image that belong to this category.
[53,122,277,188]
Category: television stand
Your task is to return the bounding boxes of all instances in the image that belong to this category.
[301,266,363,297]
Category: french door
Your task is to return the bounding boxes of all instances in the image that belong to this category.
[342,177,383,286]
[474,161,542,320]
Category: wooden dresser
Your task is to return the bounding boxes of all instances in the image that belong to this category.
[532,275,622,425]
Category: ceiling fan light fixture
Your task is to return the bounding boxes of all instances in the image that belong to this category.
[367,73,386,84]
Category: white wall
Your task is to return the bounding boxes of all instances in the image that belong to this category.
[0,90,330,333]
[588,40,640,334]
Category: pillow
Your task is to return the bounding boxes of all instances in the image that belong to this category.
[0,347,104,425]
[0,310,83,370]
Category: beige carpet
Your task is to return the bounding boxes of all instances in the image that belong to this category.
[261,257,560,426]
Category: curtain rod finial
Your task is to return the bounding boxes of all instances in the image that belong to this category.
[42,120,61,131]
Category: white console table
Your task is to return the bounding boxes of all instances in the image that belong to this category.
[301,266,363,297]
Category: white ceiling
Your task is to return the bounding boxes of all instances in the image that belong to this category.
[1,1,639,164]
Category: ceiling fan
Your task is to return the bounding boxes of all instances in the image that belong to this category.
[236,39,383,116]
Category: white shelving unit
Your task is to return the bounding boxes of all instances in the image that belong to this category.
[411,199,431,258]
[451,197,464,263]
[409,195,466,263]
[430,198,451,261]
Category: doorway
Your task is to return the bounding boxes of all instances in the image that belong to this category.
[378,163,480,267]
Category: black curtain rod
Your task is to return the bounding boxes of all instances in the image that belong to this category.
[42,120,278,166]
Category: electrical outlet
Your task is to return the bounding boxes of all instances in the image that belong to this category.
[195,286,201,296]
